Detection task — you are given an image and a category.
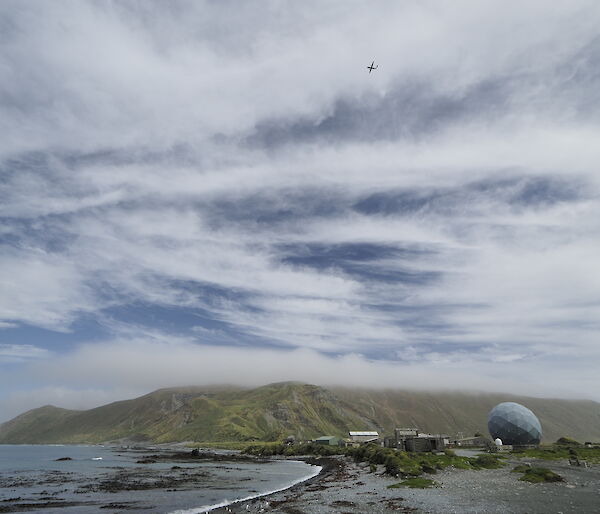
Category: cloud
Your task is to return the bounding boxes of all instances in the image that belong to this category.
[0,250,94,330]
[0,344,50,362]
[1,0,600,417]
[27,336,598,397]
[0,333,596,422]
[0,386,143,423]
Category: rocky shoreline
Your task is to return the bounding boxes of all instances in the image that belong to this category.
[0,448,297,513]
[2,448,600,513]
[211,454,600,514]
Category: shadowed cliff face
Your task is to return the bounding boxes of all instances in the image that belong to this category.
[1,382,599,444]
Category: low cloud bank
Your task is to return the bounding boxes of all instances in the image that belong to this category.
[1,337,596,422]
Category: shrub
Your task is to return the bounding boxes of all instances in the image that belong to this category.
[388,478,438,489]
[384,454,403,475]
[420,461,437,474]
[518,467,564,483]
[556,437,581,446]
[470,455,504,469]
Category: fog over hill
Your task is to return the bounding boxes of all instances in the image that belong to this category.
[1,383,598,445]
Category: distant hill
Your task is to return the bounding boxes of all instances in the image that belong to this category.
[1,382,598,444]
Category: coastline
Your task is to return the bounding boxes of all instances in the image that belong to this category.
[169,458,323,514]
[3,445,600,513]
[210,454,600,514]
[0,445,318,513]
[210,455,410,514]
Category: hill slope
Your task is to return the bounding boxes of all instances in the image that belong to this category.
[330,387,600,444]
[1,383,598,444]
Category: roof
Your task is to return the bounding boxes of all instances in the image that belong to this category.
[362,437,380,443]
[349,431,379,436]
[315,435,338,441]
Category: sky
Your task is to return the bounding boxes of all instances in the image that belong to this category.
[1,0,600,421]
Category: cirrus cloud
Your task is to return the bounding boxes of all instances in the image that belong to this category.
[1,0,600,420]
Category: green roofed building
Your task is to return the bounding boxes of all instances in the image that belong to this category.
[315,436,340,446]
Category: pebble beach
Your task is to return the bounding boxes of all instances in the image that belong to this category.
[213,455,600,514]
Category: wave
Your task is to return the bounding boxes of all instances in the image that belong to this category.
[168,462,322,514]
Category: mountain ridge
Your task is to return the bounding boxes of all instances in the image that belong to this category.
[1,382,599,444]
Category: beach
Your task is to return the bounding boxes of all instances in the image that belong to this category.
[213,454,600,514]
[2,446,600,513]
[0,446,318,513]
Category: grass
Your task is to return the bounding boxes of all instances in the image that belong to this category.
[556,437,581,446]
[185,441,273,451]
[243,442,505,478]
[244,442,346,457]
[388,478,438,489]
[511,445,600,464]
[516,467,564,483]
[469,455,505,469]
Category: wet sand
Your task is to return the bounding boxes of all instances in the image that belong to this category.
[214,455,600,514]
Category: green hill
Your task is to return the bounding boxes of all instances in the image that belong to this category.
[0,382,598,444]
[330,387,600,444]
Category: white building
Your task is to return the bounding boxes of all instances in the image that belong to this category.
[349,431,380,444]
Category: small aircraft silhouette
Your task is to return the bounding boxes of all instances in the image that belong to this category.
[367,61,378,73]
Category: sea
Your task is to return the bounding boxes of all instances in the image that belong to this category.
[0,444,321,513]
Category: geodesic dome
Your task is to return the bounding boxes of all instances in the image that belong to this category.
[487,402,542,445]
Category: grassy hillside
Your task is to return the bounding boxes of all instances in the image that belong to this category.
[0,383,372,444]
[1,382,599,444]
[330,388,600,443]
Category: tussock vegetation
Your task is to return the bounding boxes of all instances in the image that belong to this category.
[556,437,582,446]
[513,466,564,483]
[187,441,274,451]
[388,478,438,489]
[469,455,505,469]
[243,442,505,477]
[511,444,600,464]
[243,442,345,457]
[346,444,504,475]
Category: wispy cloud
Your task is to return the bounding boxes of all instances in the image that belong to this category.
[0,344,50,362]
[1,0,600,418]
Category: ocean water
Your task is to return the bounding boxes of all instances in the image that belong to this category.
[0,445,320,513]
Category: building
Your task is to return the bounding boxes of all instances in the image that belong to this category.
[488,402,542,446]
[384,427,448,452]
[453,436,490,447]
[348,431,380,445]
[314,436,342,446]
[405,434,447,452]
